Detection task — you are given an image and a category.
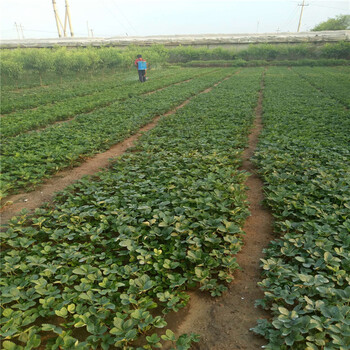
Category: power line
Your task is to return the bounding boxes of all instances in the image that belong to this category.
[109,0,138,35]
[289,0,349,11]
[22,29,59,33]
[309,4,350,11]
[104,1,132,36]
[283,5,300,30]
[9,27,87,36]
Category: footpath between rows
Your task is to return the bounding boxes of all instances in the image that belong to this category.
[163,69,272,350]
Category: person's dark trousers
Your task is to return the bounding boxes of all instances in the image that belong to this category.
[138,70,146,82]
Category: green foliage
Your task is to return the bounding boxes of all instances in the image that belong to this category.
[236,43,317,61]
[183,58,350,68]
[0,68,201,133]
[20,48,53,74]
[98,47,130,68]
[1,42,348,86]
[293,66,350,107]
[0,60,23,80]
[52,46,71,75]
[0,68,226,198]
[320,41,350,60]
[0,68,263,348]
[168,45,235,63]
[252,67,350,349]
[312,15,350,31]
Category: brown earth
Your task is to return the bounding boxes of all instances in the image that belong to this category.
[163,70,273,350]
[0,74,232,226]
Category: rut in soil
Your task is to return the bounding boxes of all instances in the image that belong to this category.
[163,69,272,350]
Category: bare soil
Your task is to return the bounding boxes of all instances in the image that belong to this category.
[1,75,232,226]
[163,71,273,350]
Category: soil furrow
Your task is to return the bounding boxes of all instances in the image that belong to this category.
[163,69,272,350]
[1,74,233,226]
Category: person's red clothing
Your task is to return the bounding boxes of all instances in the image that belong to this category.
[134,57,145,67]
[134,57,147,82]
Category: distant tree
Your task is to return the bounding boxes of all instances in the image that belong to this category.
[311,15,350,31]
[1,60,23,87]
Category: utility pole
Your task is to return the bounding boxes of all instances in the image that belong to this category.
[87,21,90,37]
[14,23,25,39]
[65,0,74,37]
[19,24,25,39]
[52,0,63,37]
[297,0,309,32]
[52,0,74,38]
[14,22,21,39]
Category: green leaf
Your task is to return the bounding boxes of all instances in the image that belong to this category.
[146,333,161,344]
[153,316,167,328]
[2,341,19,350]
[72,267,86,275]
[161,329,176,341]
[55,307,68,317]
[42,323,63,334]
[278,307,289,316]
[67,304,76,313]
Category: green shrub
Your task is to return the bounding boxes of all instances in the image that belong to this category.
[183,58,350,68]
[320,41,350,59]
[0,60,23,80]
[1,43,349,83]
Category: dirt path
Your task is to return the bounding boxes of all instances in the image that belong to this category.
[0,75,233,226]
[164,71,272,350]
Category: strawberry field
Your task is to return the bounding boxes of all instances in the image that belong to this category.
[252,67,350,350]
[1,66,349,350]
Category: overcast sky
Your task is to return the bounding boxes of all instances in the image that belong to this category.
[0,0,349,40]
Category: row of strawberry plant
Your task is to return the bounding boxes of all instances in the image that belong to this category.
[252,67,350,349]
[2,67,194,107]
[0,69,232,199]
[292,66,350,108]
[1,70,133,115]
[1,67,198,115]
[2,68,214,137]
[0,67,263,349]
[0,66,146,93]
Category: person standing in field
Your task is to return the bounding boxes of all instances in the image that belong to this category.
[134,54,147,82]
